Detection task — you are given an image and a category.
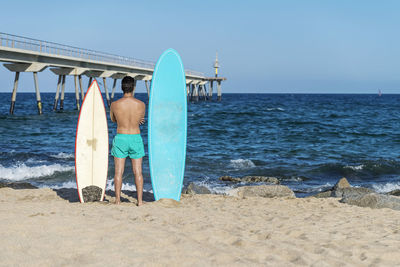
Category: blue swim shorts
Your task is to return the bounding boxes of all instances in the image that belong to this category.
[111,134,145,159]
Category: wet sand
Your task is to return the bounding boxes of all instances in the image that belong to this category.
[1,187,400,266]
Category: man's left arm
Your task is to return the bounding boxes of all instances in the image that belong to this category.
[139,103,145,125]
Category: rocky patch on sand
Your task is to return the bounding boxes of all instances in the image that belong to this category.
[0,182,38,189]
[82,185,103,202]
[182,182,211,195]
[387,189,400,196]
[310,177,400,211]
[340,193,400,211]
[227,185,295,199]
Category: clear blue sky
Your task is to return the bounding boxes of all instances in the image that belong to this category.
[0,0,399,93]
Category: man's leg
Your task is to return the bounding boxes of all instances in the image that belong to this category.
[131,157,143,206]
[114,157,126,204]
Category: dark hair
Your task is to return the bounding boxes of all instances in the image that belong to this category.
[121,76,135,93]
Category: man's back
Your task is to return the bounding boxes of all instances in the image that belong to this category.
[110,97,145,134]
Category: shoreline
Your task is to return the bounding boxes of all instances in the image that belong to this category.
[1,186,400,266]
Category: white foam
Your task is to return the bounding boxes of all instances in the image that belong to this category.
[266,107,285,111]
[372,182,400,193]
[46,180,153,193]
[51,152,74,159]
[344,164,364,171]
[229,159,256,169]
[26,158,46,164]
[0,163,74,181]
[187,177,235,195]
[105,179,153,193]
[291,182,333,194]
[48,181,77,189]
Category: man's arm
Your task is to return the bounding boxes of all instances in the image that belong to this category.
[139,102,145,125]
[110,103,117,123]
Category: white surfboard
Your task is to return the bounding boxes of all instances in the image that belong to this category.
[75,80,108,203]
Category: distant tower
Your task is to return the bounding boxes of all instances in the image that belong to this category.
[213,51,219,78]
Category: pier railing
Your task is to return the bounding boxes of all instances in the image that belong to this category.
[0,32,204,77]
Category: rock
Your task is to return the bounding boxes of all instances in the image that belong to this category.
[340,193,400,211]
[182,182,211,195]
[333,177,351,190]
[241,176,280,184]
[157,198,180,207]
[331,187,374,198]
[82,185,103,202]
[228,185,295,199]
[219,176,241,183]
[0,182,38,189]
[219,175,280,184]
[311,190,333,198]
[387,189,400,196]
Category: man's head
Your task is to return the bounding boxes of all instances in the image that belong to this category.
[121,76,135,93]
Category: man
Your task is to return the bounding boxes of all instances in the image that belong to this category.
[110,76,145,205]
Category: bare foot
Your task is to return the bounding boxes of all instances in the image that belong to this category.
[137,201,144,206]
[115,199,121,205]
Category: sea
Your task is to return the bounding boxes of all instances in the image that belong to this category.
[1,92,400,197]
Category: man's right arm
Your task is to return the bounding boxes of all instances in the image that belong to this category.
[110,103,117,123]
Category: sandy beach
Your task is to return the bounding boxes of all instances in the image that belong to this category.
[0,187,400,266]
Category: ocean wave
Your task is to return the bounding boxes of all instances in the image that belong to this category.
[46,180,154,193]
[344,164,365,171]
[186,178,234,195]
[372,182,400,193]
[48,181,77,189]
[229,159,256,169]
[292,182,333,194]
[266,107,285,111]
[0,163,74,181]
[314,160,400,175]
[51,152,74,159]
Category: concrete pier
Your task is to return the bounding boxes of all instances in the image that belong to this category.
[0,32,226,113]
[111,79,117,102]
[217,81,222,101]
[209,81,213,100]
[60,75,66,110]
[145,80,150,99]
[33,72,42,114]
[74,75,80,110]
[192,83,199,102]
[53,75,62,111]
[9,72,19,114]
[87,77,93,89]
[78,75,84,100]
[102,77,111,107]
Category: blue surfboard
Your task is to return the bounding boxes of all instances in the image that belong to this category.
[148,49,187,201]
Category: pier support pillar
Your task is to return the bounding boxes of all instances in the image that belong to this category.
[33,72,42,115]
[87,77,93,89]
[103,77,111,107]
[132,80,137,97]
[53,75,62,111]
[186,84,190,102]
[74,75,80,110]
[198,85,203,100]
[192,84,199,102]
[9,72,20,115]
[60,75,66,110]
[78,75,84,100]
[217,81,222,101]
[203,84,208,101]
[111,78,117,102]
[145,80,150,99]
[209,81,213,100]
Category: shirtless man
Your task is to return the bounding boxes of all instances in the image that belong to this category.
[110,76,145,205]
